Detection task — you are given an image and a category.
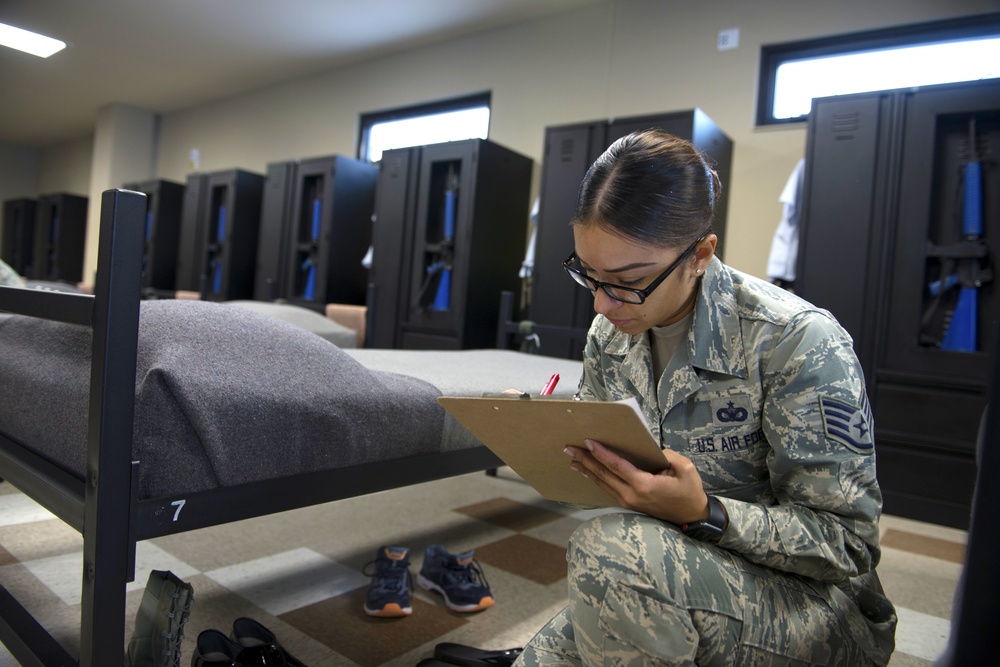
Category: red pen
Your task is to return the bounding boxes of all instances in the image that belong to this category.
[540,373,560,396]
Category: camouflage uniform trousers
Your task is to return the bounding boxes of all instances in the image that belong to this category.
[514,512,880,666]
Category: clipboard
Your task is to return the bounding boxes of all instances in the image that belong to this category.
[438,395,667,506]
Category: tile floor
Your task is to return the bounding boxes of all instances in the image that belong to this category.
[0,470,965,666]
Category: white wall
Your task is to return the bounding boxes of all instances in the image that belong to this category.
[34,0,999,278]
[0,139,89,259]
[37,135,92,197]
[0,143,40,204]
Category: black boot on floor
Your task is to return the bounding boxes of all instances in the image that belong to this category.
[125,569,195,667]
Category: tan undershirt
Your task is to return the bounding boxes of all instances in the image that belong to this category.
[649,311,694,385]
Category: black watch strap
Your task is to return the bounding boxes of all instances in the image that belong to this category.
[681,495,729,542]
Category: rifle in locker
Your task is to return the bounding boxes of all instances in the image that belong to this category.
[921,116,992,351]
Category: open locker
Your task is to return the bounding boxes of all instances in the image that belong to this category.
[176,169,263,301]
[255,155,377,309]
[368,139,532,350]
[32,193,88,283]
[1,198,37,277]
[122,179,185,296]
[796,79,999,528]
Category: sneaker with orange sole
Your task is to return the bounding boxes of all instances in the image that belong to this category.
[363,546,413,617]
[417,544,494,613]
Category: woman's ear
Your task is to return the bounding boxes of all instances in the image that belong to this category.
[693,233,718,272]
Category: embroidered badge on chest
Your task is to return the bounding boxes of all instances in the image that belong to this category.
[711,395,753,427]
[820,395,874,454]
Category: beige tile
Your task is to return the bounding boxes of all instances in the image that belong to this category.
[880,513,968,545]
[882,529,966,564]
[879,547,962,620]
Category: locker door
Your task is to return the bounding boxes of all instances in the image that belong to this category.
[882,86,1000,384]
[369,148,420,348]
[796,93,896,380]
[256,161,295,301]
[287,157,336,304]
[403,141,474,344]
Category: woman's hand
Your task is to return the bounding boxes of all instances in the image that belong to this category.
[565,439,710,525]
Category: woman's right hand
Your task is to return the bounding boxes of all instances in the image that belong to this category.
[564,438,710,525]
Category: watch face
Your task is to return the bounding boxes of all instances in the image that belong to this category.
[683,521,724,542]
[682,496,727,541]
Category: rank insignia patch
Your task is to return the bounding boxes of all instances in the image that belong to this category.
[820,395,874,454]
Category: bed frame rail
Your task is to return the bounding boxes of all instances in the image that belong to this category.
[0,188,511,666]
[134,446,502,539]
[0,430,86,531]
[0,287,93,325]
[495,290,589,353]
[0,188,146,667]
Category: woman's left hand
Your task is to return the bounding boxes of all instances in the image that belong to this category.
[565,439,710,525]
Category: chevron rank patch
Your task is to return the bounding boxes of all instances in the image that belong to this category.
[820,395,874,454]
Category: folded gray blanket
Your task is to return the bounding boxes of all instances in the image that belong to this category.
[0,300,444,499]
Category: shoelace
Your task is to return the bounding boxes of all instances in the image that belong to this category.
[445,558,491,590]
[363,559,411,595]
[160,630,182,667]
[159,588,191,667]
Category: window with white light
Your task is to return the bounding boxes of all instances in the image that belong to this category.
[757,14,1000,126]
[358,93,491,163]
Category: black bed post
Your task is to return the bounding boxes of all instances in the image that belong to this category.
[79,189,145,666]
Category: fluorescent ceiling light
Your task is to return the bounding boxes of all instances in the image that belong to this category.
[0,21,66,58]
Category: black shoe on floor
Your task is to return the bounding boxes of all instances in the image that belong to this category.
[191,629,243,667]
[434,642,522,666]
[230,616,307,667]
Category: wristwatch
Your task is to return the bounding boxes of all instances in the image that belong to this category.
[681,495,729,542]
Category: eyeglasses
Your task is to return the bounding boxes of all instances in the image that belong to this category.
[563,234,706,304]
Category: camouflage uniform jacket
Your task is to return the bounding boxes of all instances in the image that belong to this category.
[579,256,884,585]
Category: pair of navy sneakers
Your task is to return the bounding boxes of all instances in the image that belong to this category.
[363,545,494,617]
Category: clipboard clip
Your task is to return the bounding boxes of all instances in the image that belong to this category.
[480,391,531,399]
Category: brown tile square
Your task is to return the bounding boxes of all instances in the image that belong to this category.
[882,528,967,564]
[279,586,468,667]
[474,534,567,585]
[455,497,565,532]
[0,543,16,566]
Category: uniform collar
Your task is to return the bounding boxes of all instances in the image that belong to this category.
[691,256,747,379]
[602,256,747,379]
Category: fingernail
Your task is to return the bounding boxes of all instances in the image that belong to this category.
[584,439,594,451]
[563,447,575,458]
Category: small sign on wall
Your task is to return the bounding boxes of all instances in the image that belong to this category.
[718,27,740,51]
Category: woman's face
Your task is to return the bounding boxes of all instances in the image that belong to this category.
[572,223,715,334]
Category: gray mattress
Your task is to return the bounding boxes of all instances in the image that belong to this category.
[226,300,358,347]
[0,299,582,500]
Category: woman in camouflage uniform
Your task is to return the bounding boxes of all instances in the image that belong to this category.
[515,130,896,666]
